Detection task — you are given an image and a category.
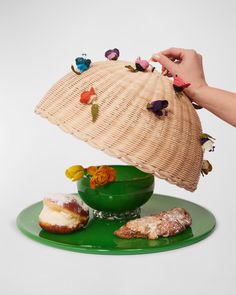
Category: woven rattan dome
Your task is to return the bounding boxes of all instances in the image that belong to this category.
[35,59,203,191]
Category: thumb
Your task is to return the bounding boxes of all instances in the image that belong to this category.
[151,54,178,76]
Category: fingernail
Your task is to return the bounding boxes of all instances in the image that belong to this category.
[151,54,161,62]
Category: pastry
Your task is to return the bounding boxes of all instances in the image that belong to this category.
[114,208,192,240]
[39,193,89,233]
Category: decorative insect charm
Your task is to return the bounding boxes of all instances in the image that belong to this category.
[105,48,120,60]
[80,87,99,122]
[200,133,215,152]
[125,57,155,72]
[71,54,91,75]
[147,100,169,117]
[173,75,191,92]
[201,160,213,177]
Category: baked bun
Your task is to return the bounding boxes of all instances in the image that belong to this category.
[39,193,89,233]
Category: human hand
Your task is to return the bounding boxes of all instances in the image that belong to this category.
[151,48,208,100]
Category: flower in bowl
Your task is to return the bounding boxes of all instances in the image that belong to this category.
[65,165,116,188]
[66,165,154,219]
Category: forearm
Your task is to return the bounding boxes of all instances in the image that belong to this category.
[190,85,236,127]
[152,48,236,127]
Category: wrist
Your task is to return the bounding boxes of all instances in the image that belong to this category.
[185,83,209,104]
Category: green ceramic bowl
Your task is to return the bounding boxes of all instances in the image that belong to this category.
[77,165,154,219]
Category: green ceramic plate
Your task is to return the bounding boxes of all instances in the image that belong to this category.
[16,194,216,255]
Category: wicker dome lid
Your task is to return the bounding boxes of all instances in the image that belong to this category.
[35,59,203,192]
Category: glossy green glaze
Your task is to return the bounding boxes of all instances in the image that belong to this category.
[16,194,216,255]
[77,165,154,213]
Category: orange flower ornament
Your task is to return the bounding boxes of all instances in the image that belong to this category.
[89,165,116,189]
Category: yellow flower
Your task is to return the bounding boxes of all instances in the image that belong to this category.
[65,165,84,181]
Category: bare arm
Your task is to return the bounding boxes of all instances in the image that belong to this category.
[192,85,236,127]
[151,48,236,127]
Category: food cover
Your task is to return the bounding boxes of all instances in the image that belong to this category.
[35,56,203,192]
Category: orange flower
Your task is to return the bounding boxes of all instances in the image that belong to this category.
[89,177,96,189]
[87,166,97,176]
[98,165,116,182]
[108,168,116,182]
[93,170,109,185]
[89,165,116,189]
[97,165,109,172]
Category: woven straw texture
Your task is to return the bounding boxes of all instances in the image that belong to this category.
[35,60,203,192]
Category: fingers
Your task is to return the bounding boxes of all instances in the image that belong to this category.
[160,47,185,60]
[151,47,185,62]
[161,60,180,77]
[151,47,201,64]
[161,58,181,76]
[152,53,179,76]
[150,48,202,76]
[150,48,186,75]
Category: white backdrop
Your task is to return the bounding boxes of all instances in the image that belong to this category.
[1,0,236,294]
